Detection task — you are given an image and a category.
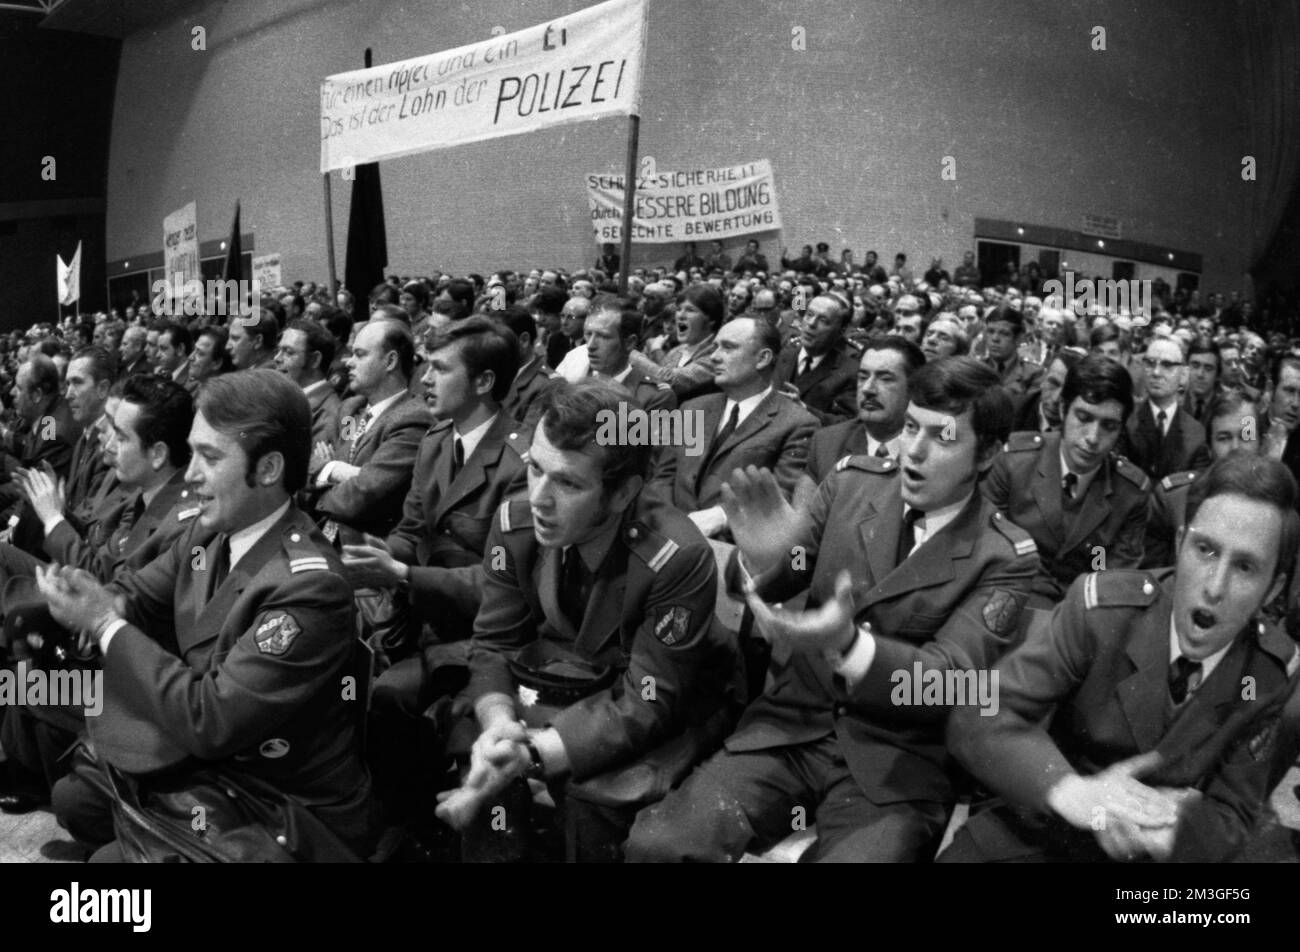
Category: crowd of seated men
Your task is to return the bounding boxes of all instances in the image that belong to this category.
[0,239,1298,864]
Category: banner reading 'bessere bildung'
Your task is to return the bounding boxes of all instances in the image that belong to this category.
[319,0,647,173]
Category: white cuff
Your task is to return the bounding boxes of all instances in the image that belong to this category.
[530,726,570,777]
[833,623,877,688]
[316,461,337,487]
[99,618,129,654]
[42,514,66,537]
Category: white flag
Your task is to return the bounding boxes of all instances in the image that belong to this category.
[57,241,81,306]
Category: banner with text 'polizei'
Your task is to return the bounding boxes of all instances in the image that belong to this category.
[319,0,647,173]
[586,159,782,243]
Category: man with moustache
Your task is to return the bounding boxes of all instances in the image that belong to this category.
[626,358,1039,863]
[797,337,924,506]
[340,317,529,827]
[435,380,737,861]
[942,453,1300,863]
[983,355,1149,605]
[276,319,342,447]
[43,370,377,861]
[653,316,816,540]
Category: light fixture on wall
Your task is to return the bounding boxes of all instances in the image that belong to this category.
[1017,227,1024,235]
[124,262,130,269]
[1097,240,1105,248]
[220,241,226,250]
[1168,253,1174,260]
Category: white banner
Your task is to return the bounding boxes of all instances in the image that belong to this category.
[319,0,647,173]
[586,159,782,243]
[162,202,201,313]
[56,241,81,306]
[252,253,283,290]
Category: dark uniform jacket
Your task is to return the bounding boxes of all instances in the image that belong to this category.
[983,431,1149,603]
[1123,401,1212,482]
[312,393,432,540]
[503,357,555,428]
[1143,469,1198,569]
[467,493,737,781]
[656,389,816,513]
[985,353,1044,397]
[88,504,375,854]
[0,395,80,480]
[772,343,857,426]
[803,418,871,486]
[726,455,1040,806]
[386,413,530,641]
[44,469,195,581]
[947,569,1300,863]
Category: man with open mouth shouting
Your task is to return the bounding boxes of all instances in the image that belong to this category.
[943,452,1300,863]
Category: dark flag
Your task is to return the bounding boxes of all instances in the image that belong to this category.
[222,201,242,281]
[345,161,387,302]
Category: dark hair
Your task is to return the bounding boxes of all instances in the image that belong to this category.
[679,284,725,332]
[440,279,477,319]
[1188,339,1220,376]
[370,282,400,306]
[1089,323,1121,350]
[1205,390,1258,428]
[537,379,650,490]
[984,303,1025,337]
[25,355,61,398]
[371,303,410,327]
[861,335,926,375]
[74,323,95,347]
[71,345,118,384]
[286,318,335,373]
[750,318,783,367]
[259,298,286,332]
[316,305,354,348]
[1184,452,1300,583]
[532,286,568,317]
[428,315,520,403]
[240,308,280,352]
[499,304,537,347]
[120,374,193,468]
[401,281,431,311]
[1061,353,1135,423]
[159,322,192,355]
[197,370,311,492]
[906,356,1012,456]
[1270,353,1300,389]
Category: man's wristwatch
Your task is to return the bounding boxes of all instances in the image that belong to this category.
[523,738,545,780]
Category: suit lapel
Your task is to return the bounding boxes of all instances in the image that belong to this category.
[1155,636,1252,769]
[435,416,510,521]
[1061,463,1114,553]
[863,494,971,608]
[182,512,286,655]
[536,546,577,643]
[1115,602,1173,750]
[852,483,901,604]
[1031,444,1066,548]
[575,545,628,657]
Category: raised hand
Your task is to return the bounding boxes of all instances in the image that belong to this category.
[719,465,806,578]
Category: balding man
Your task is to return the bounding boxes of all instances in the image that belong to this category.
[226,308,280,371]
[117,326,150,380]
[771,294,858,425]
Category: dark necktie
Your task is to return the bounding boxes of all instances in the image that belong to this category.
[1168,655,1203,705]
[896,507,925,567]
[799,354,812,378]
[1194,398,1204,421]
[1155,408,1168,450]
[707,404,741,463]
[207,534,231,602]
[451,436,465,480]
[1062,472,1079,502]
[557,547,589,631]
[874,443,890,459]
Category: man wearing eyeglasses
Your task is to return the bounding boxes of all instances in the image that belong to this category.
[1123,337,1211,481]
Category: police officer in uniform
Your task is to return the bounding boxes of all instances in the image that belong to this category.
[943,454,1300,862]
[434,380,738,861]
[41,371,377,861]
[983,354,1149,605]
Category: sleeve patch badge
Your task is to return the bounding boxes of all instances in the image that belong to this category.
[653,606,692,646]
[255,613,302,656]
[982,589,1021,636]
[1247,718,1278,762]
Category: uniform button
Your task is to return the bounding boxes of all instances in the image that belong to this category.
[1142,581,1154,595]
[833,705,848,717]
[509,433,517,440]
[628,527,639,539]
[275,834,288,847]
[290,533,301,542]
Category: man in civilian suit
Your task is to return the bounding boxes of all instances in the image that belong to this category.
[942,454,1300,863]
[499,306,556,428]
[626,357,1040,863]
[653,316,816,540]
[771,294,858,426]
[277,319,343,448]
[307,320,432,543]
[1123,336,1211,481]
[795,336,923,508]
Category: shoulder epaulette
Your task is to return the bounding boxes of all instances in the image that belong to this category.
[655,382,672,391]
[504,427,532,463]
[175,488,200,522]
[1114,455,1151,492]
[990,511,1037,556]
[282,524,330,574]
[1003,431,1045,453]
[1159,470,1198,493]
[626,520,679,574]
[1254,618,1300,674]
[499,497,533,533]
[428,418,454,435]
[834,454,898,475]
[1082,570,1160,611]
[546,371,563,381]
